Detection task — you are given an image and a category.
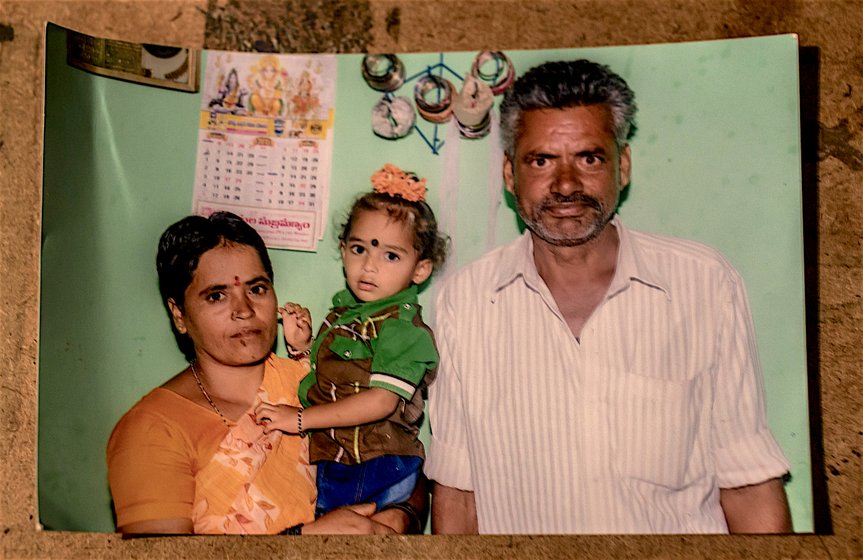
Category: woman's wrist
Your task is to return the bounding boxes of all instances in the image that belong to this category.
[286,345,311,359]
[378,501,422,534]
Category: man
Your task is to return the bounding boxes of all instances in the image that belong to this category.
[424,60,792,534]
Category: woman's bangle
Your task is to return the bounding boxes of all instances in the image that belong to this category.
[414,74,454,124]
[280,523,304,535]
[287,346,311,360]
[361,54,405,92]
[371,95,415,139]
[379,501,422,534]
[470,50,515,95]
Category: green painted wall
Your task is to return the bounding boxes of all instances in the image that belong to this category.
[39,25,811,532]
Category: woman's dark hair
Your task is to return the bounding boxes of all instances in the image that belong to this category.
[339,192,449,274]
[156,211,273,360]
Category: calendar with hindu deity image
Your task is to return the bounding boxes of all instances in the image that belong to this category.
[193,51,337,250]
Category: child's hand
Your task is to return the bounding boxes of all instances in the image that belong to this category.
[280,302,312,354]
[254,402,302,434]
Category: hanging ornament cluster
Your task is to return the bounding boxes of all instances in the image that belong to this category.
[362,51,515,153]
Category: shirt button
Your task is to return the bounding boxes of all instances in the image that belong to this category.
[403,303,411,309]
[344,350,352,357]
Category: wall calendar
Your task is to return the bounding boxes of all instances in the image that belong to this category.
[193,51,337,250]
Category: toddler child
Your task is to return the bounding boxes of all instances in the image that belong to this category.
[255,164,448,520]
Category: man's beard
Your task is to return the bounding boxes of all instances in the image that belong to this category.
[517,192,614,247]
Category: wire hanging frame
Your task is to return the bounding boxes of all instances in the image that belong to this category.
[367,53,463,155]
[364,52,511,155]
[404,53,463,155]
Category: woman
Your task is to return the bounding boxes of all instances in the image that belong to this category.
[107,212,424,535]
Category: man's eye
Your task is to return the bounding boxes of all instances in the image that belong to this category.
[384,252,400,263]
[582,154,603,167]
[530,156,548,168]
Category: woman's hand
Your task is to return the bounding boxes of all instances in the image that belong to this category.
[254,402,301,434]
[301,503,395,535]
[279,302,312,354]
[371,507,409,533]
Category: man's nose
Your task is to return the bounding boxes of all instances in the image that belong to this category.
[551,160,583,195]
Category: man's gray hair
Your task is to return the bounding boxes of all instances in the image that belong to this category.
[499,59,637,156]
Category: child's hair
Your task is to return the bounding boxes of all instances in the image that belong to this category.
[339,191,449,274]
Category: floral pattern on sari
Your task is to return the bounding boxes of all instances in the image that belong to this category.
[192,356,316,534]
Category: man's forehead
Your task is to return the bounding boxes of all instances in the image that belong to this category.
[520,104,614,124]
[516,105,617,143]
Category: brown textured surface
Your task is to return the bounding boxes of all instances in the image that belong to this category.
[1,0,861,558]
[202,0,373,52]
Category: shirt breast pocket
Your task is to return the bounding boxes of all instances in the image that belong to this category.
[328,336,372,361]
[608,370,704,489]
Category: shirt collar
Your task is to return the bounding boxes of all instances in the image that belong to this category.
[494,230,536,293]
[331,284,419,317]
[609,216,670,299]
[493,216,670,300]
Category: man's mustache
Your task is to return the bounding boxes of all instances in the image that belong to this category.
[538,193,603,212]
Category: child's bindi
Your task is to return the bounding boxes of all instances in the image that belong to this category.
[233,276,241,287]
[371,239,379,247]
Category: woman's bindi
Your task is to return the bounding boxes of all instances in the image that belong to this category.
[371,238,379,247]
[234,276,241,287]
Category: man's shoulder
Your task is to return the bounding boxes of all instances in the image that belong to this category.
[628,227,738,275]
[438,237,520,293]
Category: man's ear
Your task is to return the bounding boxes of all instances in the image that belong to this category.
[619,144,632,190]
[167,298,188,334]
[503,154,516,194]
[412,259,433,285]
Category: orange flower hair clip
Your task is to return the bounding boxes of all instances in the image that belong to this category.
[370,163,427,202]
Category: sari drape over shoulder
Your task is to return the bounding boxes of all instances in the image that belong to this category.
[108,355,316,534]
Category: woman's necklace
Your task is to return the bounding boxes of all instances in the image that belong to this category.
[190,362,230,427]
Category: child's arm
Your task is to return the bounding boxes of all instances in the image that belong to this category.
[302,388,400,429]
[255,389,400,434]
[280,302,312,355]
